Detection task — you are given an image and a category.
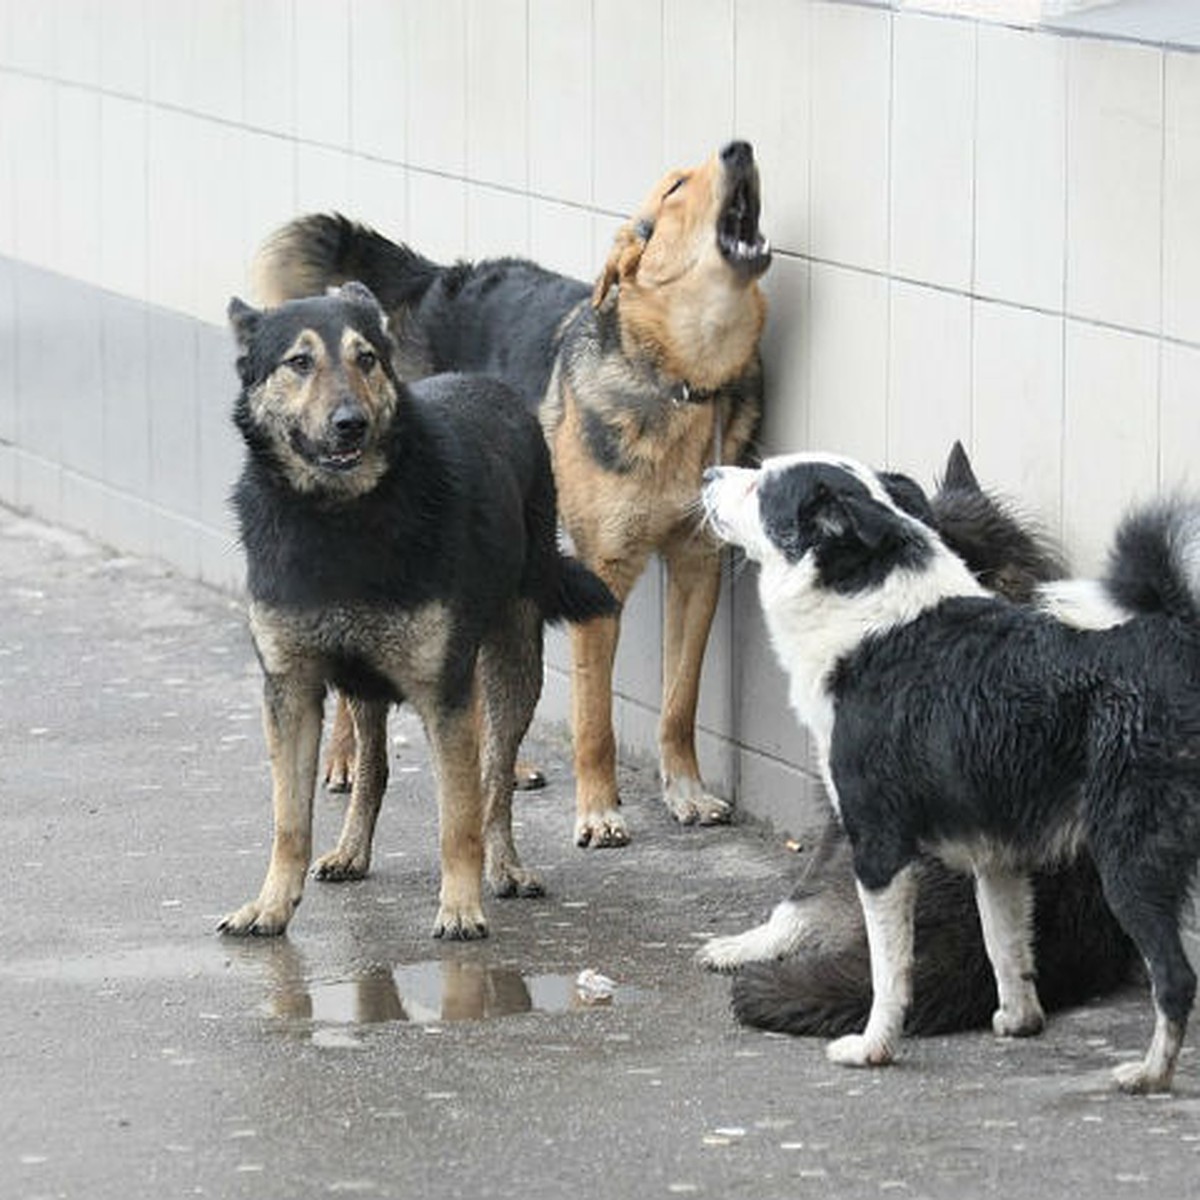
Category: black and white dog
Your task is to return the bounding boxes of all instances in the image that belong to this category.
[702,451,1200,1093]
[698,444,1135,1042]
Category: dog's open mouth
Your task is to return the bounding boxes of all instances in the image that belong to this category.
[318,447,365,472]
[290,428,367,474]
[718,176,771,278]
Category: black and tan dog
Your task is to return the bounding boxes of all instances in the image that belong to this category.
[253,141,772,848]
[218,283,614,939]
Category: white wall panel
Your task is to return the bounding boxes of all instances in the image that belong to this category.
[1066,38,1162,333]
[975,24,1066,311]
[890,13,975,291]
[809,1,891,273]
[4,0,1200,825]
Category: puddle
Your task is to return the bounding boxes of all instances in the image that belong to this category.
[2,942,644,1041]
[265,961,644,1030]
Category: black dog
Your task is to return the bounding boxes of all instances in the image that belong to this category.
[704,450,1200,1093]
[699,445,1135,1038]
[218,282,614,940]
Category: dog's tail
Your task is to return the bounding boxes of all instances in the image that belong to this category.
[1102,498,1200,624]
[542,556,619,625]
[253,213,442,313]
[1039,499,1200,630]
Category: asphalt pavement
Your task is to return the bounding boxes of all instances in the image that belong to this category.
[3,506,1200,1200]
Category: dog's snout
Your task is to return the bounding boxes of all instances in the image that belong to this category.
[720,141,753,170]
[331,402,368,444]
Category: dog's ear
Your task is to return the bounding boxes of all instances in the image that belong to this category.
[336,280,382,313]
[940,440,981,494]
[809,486,897,553]
[227,297,261,350]
[879,471,934,526]
[592,217,651,306]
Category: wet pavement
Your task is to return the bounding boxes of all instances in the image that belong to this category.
[3,506,1200,1200]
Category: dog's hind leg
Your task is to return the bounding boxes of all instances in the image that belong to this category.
[218,671,325,936]
[659,539,730,826]
[1098,873,1195,1094]
[322,692,357,793]
[973,868,1045,1037]
[479,600,545,898]
[827,867,917,1067]
[314,697,390,881]
[570,604,630,848]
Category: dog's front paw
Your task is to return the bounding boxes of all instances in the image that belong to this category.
[992,1002,1045,1039]
[313,847,370,882]
[432,904,489,941]
[574,809,630,848]
[826,1033,893,1068]
[217,896,296,938]
[663,777,732,826]
[696,932,756,972]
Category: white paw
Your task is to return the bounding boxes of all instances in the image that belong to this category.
[827,1033,893,1068]
[1112,1059,1173,1095]
[695,931,756,972]
[992,1002,1045,1039]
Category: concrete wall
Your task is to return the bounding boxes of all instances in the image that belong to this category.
[3,0,1200,834]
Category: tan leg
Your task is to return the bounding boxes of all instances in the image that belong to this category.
[423,698,487,940]
[326,684,539,794]
[568,553,642,848]
[570,609,626,847]
[479,600,545,897]
[314,696,390,880]
[322,691,356,793]
[219,672,324,936]
[659,541,729,825]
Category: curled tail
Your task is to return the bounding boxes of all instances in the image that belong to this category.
[1103,499,1200,624]
[1037,499,1200,630]
[253,212,442,313]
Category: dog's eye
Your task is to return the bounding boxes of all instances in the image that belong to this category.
[356,349,378,373]
[664,175,688,199]
[285,352,314,375]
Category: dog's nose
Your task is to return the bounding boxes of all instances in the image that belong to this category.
[331,403,368,444]
[720,141,753,170]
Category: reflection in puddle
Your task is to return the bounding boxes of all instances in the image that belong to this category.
[266,960,642,1031]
